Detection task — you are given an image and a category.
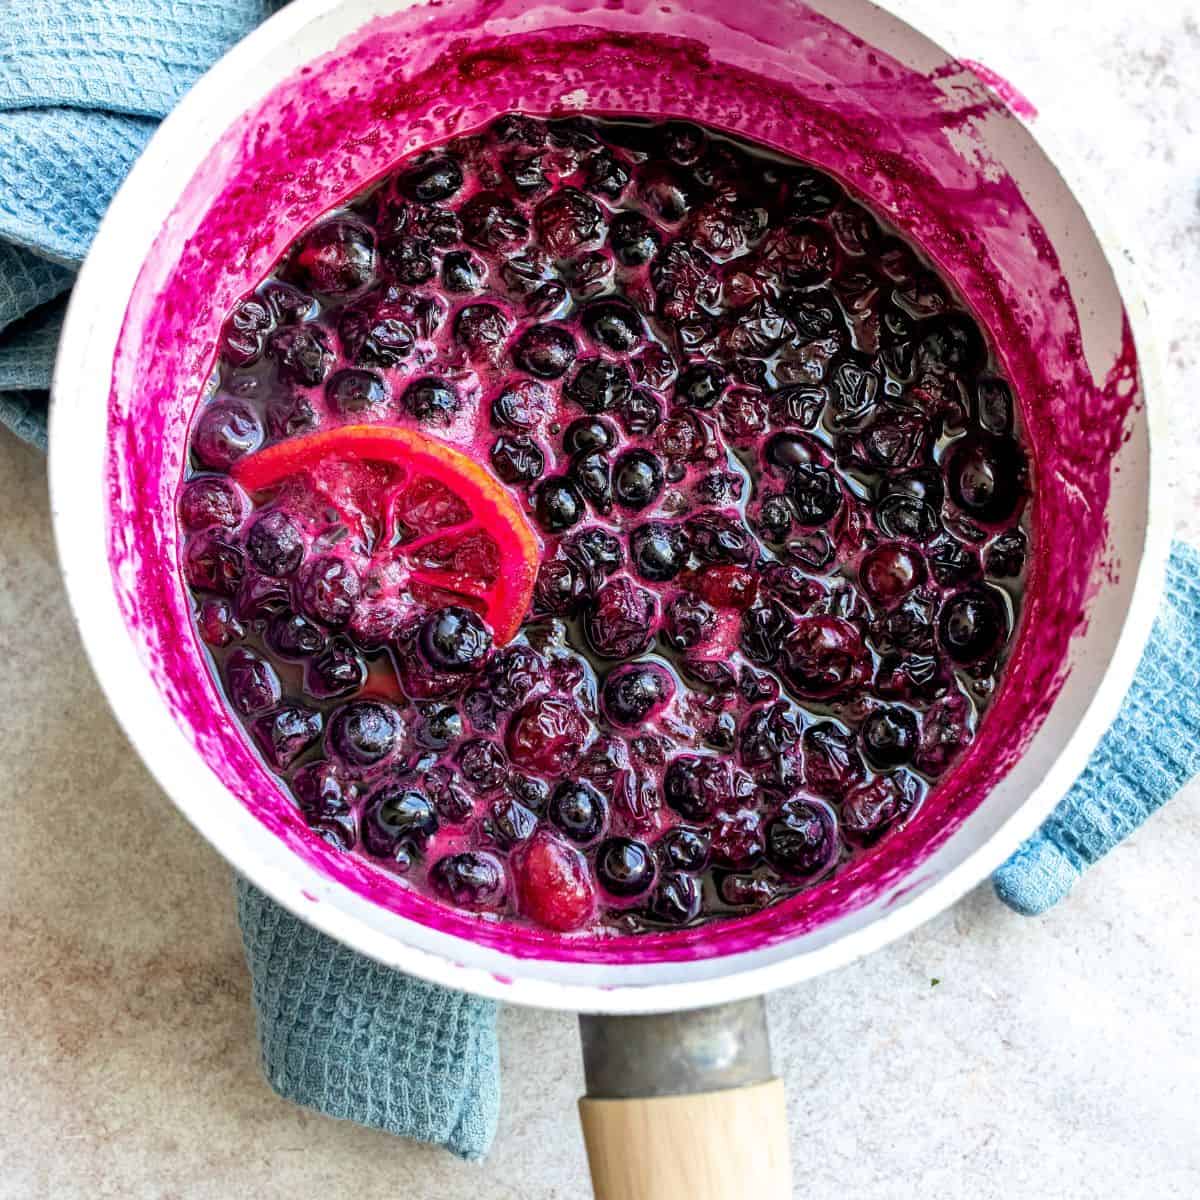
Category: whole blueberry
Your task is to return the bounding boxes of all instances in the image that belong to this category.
[191,400,263,470]
[534,477,584,533]
[430,851,507,910]
[563,417,616,456]
[419,606,493,672]
[252,704,323,771]
[514,324,578,379]
[267,610,327,659]
[861,706,920,767]
[179,476,245,531]
[676,362,727,410]
[609,211,661,266]
[649,871,702,925]
[657,827,709,872]
[613,449,664,511]
[246,510,304,577]
[491,435,546,485]
[403,377,460,425]
[327,368,389,414]
[765,798,838,878]
[399,154,464,203]
[596,837,656,897]
[225,647,282,716]
[630,522,688,582]
[329,700,403,766]
[938,589,1007,664]
[565,359,633,414]
[362,783,437,858]
[306,637,367,699]
[601,662,675,728]
[299,556,361,627]
[582,298,646,352]
[284,217,375,295]
[548,780,607,844]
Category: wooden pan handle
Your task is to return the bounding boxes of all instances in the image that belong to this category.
[579,1078,791,1200]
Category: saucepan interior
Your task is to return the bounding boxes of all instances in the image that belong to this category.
[50,0,1165,1011]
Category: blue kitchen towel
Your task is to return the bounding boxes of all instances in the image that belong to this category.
[993,541,1200,915]
[237,879,501,1160]
[0,0,500,1160]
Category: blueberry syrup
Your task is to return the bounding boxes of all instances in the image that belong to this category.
[177,114,1030,937]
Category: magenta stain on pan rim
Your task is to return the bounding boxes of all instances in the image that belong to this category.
[105,1,1138,965]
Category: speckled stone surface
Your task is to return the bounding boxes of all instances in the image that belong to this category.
[2,2,1198,1196]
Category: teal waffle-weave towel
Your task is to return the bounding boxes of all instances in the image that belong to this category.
[236,879,500,1160]
[1,0,500,1160]
[993,542,1200,914]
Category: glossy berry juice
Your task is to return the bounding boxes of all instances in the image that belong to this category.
[178,114,1030,936]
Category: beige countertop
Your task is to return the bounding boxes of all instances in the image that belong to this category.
[2,2,1198,1196]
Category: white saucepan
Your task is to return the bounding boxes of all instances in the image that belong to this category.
[49,0,1167,1194]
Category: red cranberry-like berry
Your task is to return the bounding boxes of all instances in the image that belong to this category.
[596,837,656,897]
[781,616,870,699]
[664,755,755,821]
[585,577,657,660]
[252,704,323,771]
[328,700,403,767]
[765,797,837,877]
[225,647,282,716]
[694,565,758,610]
[548,779,608,844]
[512,831,596,932]
[191,400,263,470]
[284,217,375,295]
[299,556,361,628]
[179,476,246,531]
[601,662,675,729]
[430,852,507,912]
[361,783,437,859]
[860,544,924,604]
[505,696,588,774]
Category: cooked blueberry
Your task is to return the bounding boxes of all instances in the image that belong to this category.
[534,187,604,256]
[191,400,263,470]
[307,637,367,699]
[676,362,727,409]
[938,589,1007,664]
[246,510,304,577]
[456,738,509,793]
[534,558,586,616]
[179,476,245,531]
[507,150,548,194]
[565,359,633,413]
[664,755,755,821]
[430,851,507,910]
[442,250,484,292]
[758,495,794,542]
[947,435,1026,524]
[582,298,646,351]
[685,511,752,564]
[399,154,463,202]
[293,760,356,841]
[788,464,842,526]
[419,606,493,672]
[486,798,538,848]
[491,435,545,484]
[548,780,607,844]
[975,376,1014,435]
[225,647,282,715]
[571,452,612,511]
[425,766,474,824]
[416,705,463,749]
[596,837,656,897]
[460,190,530,250]
[197,599,244,647]
[783,287,844,340]
[658,828,709,872]
[665,594,716,650]
[329,700,403,767]
[861,706,920,768]
[985,529,1027,578]
[563,417,616,456]
[454,303,513,358]
[184,532,244,595]
[620,388,663,435]
[566,527,624,577]
[648,871,702,925]
[613,449,664,510]
[382,236,435,284]
[639,163,693,222]
[602,662,675,728]
[267,324,334,386]
[402,377,460,424]
[585,577,656,659]
[919,312,986,373]
[514,324,577,378]
[505,772,550,813]
[253,704,323,771]
[267,611,327,659]
[534,477,584,532]
[787,166,842,218]
[609,211,662,266]
[585,150,631,198]
[338,303,415,367]
[362,783,437,858]
[299,556,360,627]
[283,217,375,295]
[326,368,389,414]
[630,522,688,581]
[765,798,837,877]
[928,536,980,587]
